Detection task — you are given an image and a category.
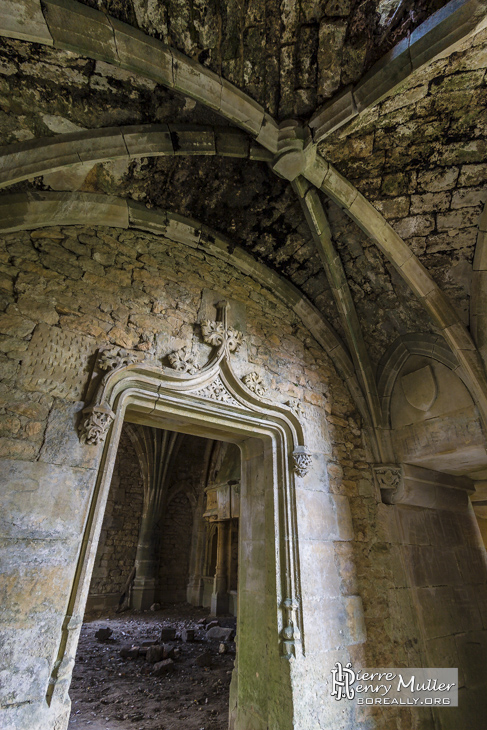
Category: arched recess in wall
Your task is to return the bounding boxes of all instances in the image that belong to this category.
[377,333,487,480]
[0,190,371,424]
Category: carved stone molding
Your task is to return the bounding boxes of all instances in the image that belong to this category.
[292,446,312,477]
[242,371,267,396]
[280,597,301,658]
[79,402,115,445]
[167,346,199,374]
[98,347,138,371]
[373,464,403,503]
[195,376,241,407]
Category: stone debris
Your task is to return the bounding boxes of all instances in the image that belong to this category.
[205,620,219,630]
[150,602,161,611]
[152,658,174,676]
[146,644,165,664]
[218,643,228,654]
[95,626,113,641]
[206,627,234,642]
[160,627,177,642]
[119,645,139,659]
[181,629,195,642]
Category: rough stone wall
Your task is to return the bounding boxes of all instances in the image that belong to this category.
[319,28,487,363]
[0,220,482,730]
[73,0,451,118]
[88,428,144,602]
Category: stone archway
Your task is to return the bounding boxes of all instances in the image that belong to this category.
[48,315,308,730]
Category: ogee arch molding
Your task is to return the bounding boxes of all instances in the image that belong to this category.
[1,0,487,435]
[0,190,370,423]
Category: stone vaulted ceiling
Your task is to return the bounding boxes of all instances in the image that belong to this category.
[0,0,487,462]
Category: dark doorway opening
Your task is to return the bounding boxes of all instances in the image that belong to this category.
[68,424,240,730]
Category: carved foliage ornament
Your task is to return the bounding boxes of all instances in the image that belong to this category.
[201,319,243,353]
[99,347,138,371]
[242,371,267,396]
[79,403,115,445]
[196,376,240,407]
[292,446,312,477]
[167,346,199,374]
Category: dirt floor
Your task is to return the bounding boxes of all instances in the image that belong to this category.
[68,604,235,730]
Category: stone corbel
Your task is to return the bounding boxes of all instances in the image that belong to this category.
[79,402,115,445]
[373,464,404,504]
[292,446,312,477]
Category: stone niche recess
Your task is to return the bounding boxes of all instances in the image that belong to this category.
[1,223,487,730]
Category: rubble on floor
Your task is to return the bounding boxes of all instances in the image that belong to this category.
[68,603,236,730]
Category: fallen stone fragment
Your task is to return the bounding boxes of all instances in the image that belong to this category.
[95,627,112,641]
[150,602,161,611]
[146,645,165,663]
[206,627,234,641]
[218,642,228,654]
[181,629,195,642]
[160,627,177,642]
[152,658,174,675]
[120,645,139,659]
[205,620,219,630]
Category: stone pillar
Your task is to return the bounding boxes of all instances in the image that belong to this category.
[131,506,159,610]
[211,520,230,615]
[127,426,182,610]
[186,508,207,607]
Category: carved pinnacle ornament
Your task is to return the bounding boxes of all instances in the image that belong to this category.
[167,346,200,374]
[79,403,115,445]
[292,446,312,477]
[201,300,243,355]
[242,371,267,396]
[201,319,243,353]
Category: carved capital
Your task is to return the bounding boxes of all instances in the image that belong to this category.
[167,346,199,374]
[79,402,115,445]
[373,464,403,504]
[98,347,138,371]
[242,371,267,397]
[292,446,312,477]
